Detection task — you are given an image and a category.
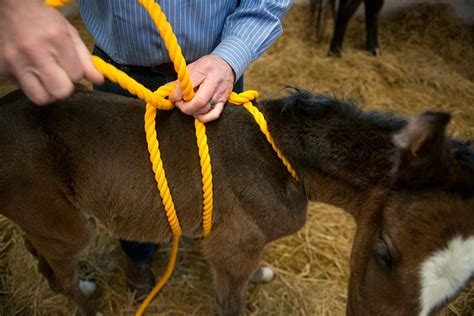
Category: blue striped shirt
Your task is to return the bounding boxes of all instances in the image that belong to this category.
[80,0,293,80]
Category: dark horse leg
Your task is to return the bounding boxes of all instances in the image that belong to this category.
[329,0,363,57]
[201,216,265,316]
[364,0,384,55]
[9,191,97,315]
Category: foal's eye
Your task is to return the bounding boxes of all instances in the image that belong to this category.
[374,235,393,269]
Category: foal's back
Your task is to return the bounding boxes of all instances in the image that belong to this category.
[0,87,304,243]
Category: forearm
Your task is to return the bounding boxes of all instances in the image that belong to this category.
[211,0,293,80]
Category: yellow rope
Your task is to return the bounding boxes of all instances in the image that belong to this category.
[92,56,175,110]
[45,0,70,8]
[137,0,194,101]
[195,120,214,237]
[144,102,182,236]
[135,234,180,316]
[46,0,298,315]
[229,91,299,181]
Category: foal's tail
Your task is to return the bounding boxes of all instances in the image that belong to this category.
[310,0,336,41]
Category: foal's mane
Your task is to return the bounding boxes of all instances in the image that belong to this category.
[262,87,406,133]
[261,88,474,196]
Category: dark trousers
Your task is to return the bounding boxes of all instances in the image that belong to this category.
[92,46,244,264]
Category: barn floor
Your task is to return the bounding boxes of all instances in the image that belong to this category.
[1,3,473,315]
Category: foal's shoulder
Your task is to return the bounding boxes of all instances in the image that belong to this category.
[0,84,94,108]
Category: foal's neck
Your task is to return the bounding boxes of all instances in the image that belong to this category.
[262,93,406,215]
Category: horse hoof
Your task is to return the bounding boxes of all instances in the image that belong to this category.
[327,49,342,58]
[368,47,381,56]
[251,266,275,283]
[79,280,97,297]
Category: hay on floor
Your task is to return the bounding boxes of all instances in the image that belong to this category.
[0,3,473,315]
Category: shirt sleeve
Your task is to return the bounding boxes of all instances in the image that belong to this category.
[211,0,293,81]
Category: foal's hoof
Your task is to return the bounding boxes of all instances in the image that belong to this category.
[368,47,381,56]
[327,49,342,58]
[251,266,275,283]
[79,280,97,297]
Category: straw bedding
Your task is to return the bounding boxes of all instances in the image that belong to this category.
[0,3,472,315]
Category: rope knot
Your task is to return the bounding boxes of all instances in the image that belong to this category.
[229,90,259,105]
[151,83,178,109]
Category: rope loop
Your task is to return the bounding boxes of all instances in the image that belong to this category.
[92,56,174,110]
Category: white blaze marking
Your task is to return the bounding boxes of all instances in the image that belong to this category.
[419,235,474,316]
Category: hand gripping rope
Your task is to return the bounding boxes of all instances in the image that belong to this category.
[46,0,298,315]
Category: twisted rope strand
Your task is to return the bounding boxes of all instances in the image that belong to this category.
[195,120,213,237]
[135,234,180,316]
[137,0,194,101]
[92,56,174,110]
[144,104,182,236]
[229,92,299,181]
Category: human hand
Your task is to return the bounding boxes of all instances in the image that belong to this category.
[0,0,103,105]
[169,55,235,123]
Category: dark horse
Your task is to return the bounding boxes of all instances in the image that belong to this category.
[311,0,384,56]
[0,86,473,315]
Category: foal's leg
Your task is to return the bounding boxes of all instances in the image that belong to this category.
[329,0,363,57]
[28,236,96,315]
[364,0,384,55]
[202,220,266,316]
[10,196,96,315]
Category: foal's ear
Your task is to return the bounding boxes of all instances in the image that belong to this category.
[392,112,452,187]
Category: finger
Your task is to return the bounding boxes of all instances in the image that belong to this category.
[17,70,53,105]
[173,61,208,103]
[175,100,194,115]
[195,103,213,116]
[195,101,225,123]
[53,27,83,81]
[69,25,103,84]
[210,80,233,107]
[180,80,215,115]
[168,81,183,103]
[170,67,206,104]
[3,44,51,104]
[37,56,74,100]
[12,44,73,102]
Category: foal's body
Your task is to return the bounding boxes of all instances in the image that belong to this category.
[1,87,472,315]
[1,87,307,314]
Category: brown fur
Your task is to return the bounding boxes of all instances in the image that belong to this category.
[1,86,472,315]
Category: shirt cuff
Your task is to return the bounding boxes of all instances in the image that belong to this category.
[211,36,253,82]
